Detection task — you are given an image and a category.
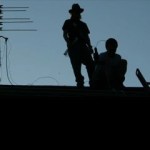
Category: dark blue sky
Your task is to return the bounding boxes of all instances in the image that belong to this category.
[0,0,150,87]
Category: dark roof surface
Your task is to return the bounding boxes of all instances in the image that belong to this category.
[0,85,149,103]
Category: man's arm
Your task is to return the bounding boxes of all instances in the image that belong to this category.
[63,30,78,49]
[80,23,93,53]
[82,23,93,50]
[63,30,69,45]
[84,33,92,48]
[86,34,93,54]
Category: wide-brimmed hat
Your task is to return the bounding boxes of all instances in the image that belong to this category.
[69,4,84,14]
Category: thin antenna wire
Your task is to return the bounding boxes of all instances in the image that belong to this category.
[2,7,29,9]
[1,21,33,23]
[2,10,27,12]
[1,18,31,20]
[1,29,37,31]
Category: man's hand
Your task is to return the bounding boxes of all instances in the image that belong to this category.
[88,45,94,54]
[67,37,78,49]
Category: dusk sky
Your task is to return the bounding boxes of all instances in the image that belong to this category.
[0,0,150,87]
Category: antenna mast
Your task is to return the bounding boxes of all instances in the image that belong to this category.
[0,4,37,31]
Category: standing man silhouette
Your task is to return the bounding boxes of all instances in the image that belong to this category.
[62,4,94,88]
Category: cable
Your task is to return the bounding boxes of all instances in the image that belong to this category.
[5,38,13,85]
[0,36,8,40]
[5,39,18,85]
[0,36,8,83]
[95,40,106,48]
[0,38,2,67]
[29,76,60,86]
[0,39,2,82]
[0,36,60,86]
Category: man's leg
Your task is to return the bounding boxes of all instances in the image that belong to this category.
[115,59,127,89]
[82,51,95,87]
[119,59,127,84]
[69,51,84,87]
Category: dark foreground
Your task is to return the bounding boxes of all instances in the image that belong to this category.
[0,84,149,103]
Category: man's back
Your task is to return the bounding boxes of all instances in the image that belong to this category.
[98,52,121,67]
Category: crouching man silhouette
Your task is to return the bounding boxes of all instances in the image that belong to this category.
[91,38,127,90]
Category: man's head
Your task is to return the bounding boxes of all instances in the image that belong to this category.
[69,4,84,14]
[105,38,118,56]
[69,4,84,20]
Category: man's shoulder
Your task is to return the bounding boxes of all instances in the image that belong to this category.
[62,19,72,29]
[79,20,87,25]
[115,53,121,59]
[98,52,107,60]
[64,19,71,23]
[99,52,107,57]
[64,19,87,26]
